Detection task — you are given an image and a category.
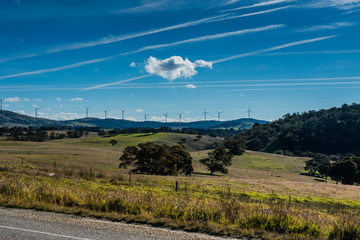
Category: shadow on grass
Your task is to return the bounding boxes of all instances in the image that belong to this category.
[192,171,223,177]
[135,133,155,137]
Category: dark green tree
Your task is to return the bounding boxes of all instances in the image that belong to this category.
[224,135,246,155]
[200,146,233,174]
[329,158,358,184]
[119,142,193,176]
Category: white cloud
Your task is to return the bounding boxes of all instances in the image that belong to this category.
[1,24,282,81]
[185,84,197,89]
[56,97,62,102]
[15,110,25,115]
[298,22,356,32]
[213,35,336,64]
[4,97,21,102]
[145,56,212,80]
[69,97,84,101]
[52,112,79,120]
[130,62,136,67]
[307,0,360,9]
[222,0,293,12]
[32,104,38,108]
[136,109,144,112]
[37,112,48,118]
[13,0,21,4]
[23,98,30,102]
[34,98,42,101]
[125,117,137,121]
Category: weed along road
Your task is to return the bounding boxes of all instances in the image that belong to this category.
[0,207,242,240]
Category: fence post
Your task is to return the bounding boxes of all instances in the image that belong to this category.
[228,187,231,199]
[175,181,178,192]
[21,158,24,165]
[90,167,92,177]
[129,173,132,183]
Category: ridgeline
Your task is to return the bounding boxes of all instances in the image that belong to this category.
[0,110,267,130]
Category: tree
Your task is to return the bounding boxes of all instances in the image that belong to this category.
[329,158,358,184]
[305,154,330,176]
[119,142,193,176]
[200,146,233,174]
[224,135,246,155]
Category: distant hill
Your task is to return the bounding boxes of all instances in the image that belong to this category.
[0,110,268,130]
[240,103,360,156]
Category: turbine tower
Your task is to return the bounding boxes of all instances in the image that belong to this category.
[203,109,209,121]
[178,113,183,122]
[85,106,91,118]
[144,113,148,122]
[34,107,40,118]
[216,111,223,121]
[163,112,168,123]
[0,99,3,111]
[121,109,126,120]
[104,109,108,119]
[246,107,253,118]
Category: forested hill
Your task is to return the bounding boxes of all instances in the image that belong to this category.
[241,103,360,156]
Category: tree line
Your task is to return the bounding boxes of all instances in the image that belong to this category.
[1,126,87,142]
[238,103,360,157]
[305,154,360,185]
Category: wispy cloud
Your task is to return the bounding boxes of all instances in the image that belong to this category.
[69,97,83,101]
[1,25,283,81]
[0,6,288,64]
[306,0,360,9]
[115,0,170,13]
[0,14,226,63]
[222,0,294,12]
[215,6,291,22]
[186,84,197,89]
[212,35,336,64]
[85,35,336,90]
[4,97,21,102]
[259,49,360,56]
[83,74,152,91]
[56,97,62,102]
[297,22,356,32]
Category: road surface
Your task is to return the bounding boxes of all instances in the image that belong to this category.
[0,207,243,240]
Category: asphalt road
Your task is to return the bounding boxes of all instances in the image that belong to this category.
[0,207,241,240]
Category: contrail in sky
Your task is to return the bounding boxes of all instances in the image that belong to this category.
[0,25,283,80]
[85,35,337,90]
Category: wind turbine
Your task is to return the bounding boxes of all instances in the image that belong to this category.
[0,99,3,111]
[104,109,108,119]
[246,107,253,118]
[163,112,168,123]
[203,109,209,121]
[178,113,183,122]
[144,113,148,122]
[216,111,223,121]
[85,106,91,118]
[121,109,126,120]
[34,107,40,118]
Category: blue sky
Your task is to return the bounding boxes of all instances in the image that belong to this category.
[1,0,360,121]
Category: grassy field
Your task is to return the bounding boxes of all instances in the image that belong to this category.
[1,132,360,239]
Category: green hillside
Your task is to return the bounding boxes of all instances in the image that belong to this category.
[241,103,360,156]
